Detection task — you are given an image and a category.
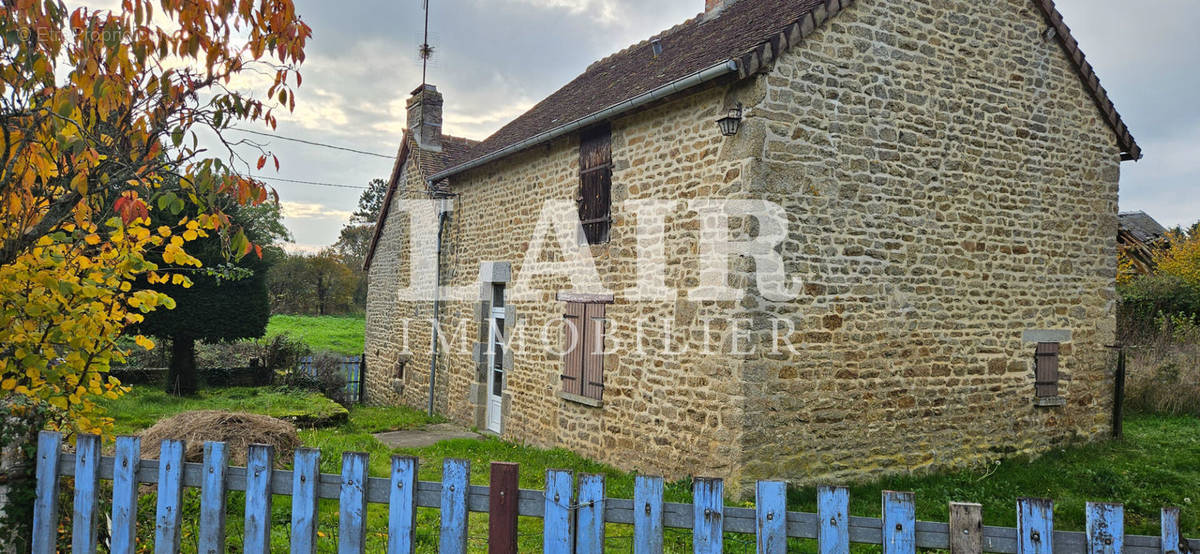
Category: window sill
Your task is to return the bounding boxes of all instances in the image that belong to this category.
[558,390,603,408]
[1033,396,1066,408]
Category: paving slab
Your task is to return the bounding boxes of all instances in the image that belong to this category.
[374,423,481,448]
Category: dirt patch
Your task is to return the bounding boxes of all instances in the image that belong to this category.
[374,423,481,448]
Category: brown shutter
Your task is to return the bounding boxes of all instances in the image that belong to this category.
[1034,342,1060,398]
[561,302,584,395]
[580,303,606,400]
[579,125,612,245]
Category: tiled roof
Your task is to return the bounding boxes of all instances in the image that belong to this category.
[1118,211,1168,244]
[439,0,1140,178]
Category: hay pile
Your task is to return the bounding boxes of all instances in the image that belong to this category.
[139,410,300,466]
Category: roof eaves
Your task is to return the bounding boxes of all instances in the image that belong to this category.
[362,132,409,271]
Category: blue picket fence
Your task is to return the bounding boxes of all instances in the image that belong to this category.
[296,354,363,403]
[32,430,1200,553]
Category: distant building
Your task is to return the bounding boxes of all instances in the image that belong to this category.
[1118,211,1168,274]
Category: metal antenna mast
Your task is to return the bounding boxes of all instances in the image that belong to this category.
[419,0,433,86]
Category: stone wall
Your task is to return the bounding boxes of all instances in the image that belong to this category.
[365,0,1124,493]
[732,0,1121,488]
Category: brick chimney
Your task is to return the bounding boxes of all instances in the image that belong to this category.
[407,84,443,152]
[704,0,734,19]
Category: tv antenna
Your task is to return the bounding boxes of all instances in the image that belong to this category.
[419,0,434,86]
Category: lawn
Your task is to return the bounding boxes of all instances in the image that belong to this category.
[95,386,1200,552]
[266,314,365,355]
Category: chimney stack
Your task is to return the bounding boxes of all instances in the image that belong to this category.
[704,0,734,19]
[407,84,443,152]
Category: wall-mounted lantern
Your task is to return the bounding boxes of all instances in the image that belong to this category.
[717,102,743,136]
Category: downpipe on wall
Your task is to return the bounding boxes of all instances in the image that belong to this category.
[428,201,450,417]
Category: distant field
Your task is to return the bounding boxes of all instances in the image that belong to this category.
[266,314,365,355]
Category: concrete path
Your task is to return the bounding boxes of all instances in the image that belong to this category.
[374,423,482,449]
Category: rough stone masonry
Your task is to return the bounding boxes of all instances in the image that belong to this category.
[365,0,1129,495]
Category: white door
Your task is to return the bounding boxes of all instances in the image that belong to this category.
[486,286,505,433]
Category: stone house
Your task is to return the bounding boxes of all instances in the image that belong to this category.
[363,0,1140,490]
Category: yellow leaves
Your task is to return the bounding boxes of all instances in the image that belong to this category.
[134,335,155,350]
[2,378,16,391]
[170,273,193,288]
[158,225,171,237]
[84,233,101,245]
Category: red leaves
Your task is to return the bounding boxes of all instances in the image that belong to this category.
[113,191,149,224]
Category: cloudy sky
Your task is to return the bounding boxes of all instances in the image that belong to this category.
[226,0,1198,251]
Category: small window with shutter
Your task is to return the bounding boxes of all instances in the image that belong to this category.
[1034,342,1060,400]
[578,124,612,245]
[562,301,606,403]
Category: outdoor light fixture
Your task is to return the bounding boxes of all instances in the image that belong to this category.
[717,102,743,136]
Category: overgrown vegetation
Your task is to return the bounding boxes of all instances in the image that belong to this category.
[1119,221,1200,416]
[100,387,348,434]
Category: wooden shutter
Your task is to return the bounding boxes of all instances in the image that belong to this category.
[1034,342,1060,398]
[578,125,612,245]
[580,303,606,400]
[561,302,584,395]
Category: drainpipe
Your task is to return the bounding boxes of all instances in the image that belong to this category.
[427,201,449,417]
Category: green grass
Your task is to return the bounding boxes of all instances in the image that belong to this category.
[100,386,350,434]
[99,387,1200,551]
[266,314,365,355]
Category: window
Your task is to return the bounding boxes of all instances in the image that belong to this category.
[562,301,606,401]
[1034,342,1060,398]
[578,124,612,245]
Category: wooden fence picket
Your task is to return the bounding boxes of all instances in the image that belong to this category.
[440,458,470,554]
[110,436,141,554]
[488,462,519,554]
[883,491,916,554]
[755,480,787,554]
[949,502,984,554]
[543,469,574,554]
[1017,498,1054,554]
[388,456,419,554]
[31,431,62,554]
[70,433,101,554]
[1087,502,1124,554]
[243,444,274,554]
[291,448,321,554]
[26,431,1200,554]
[339,451,370,554]
[633,475,664,554]
[153,439,185,554]
[576,473,606,554]
[692,477,724,554]
[198,441,228,554]
[818,486,849,554]
[1162,507,1182,554]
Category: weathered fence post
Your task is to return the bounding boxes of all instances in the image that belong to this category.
[543,469,574,554]
[949,502,983,554]
[440,458,470,554]
[110,436,141,554]
[576,474,606,554]
[633,475,664,554]
[488,462,519,554]
[71,433,101,554]
[883,491,916,554]
[339,451,370,554]
[388,456,419,554]
[243,444,275,554]
[1086,502,1124,554]
[1162,507,1183,554]
[692,477,724,554]
[198,441,229,554]
[30,431,61,554]
[291,448,321,554]
[818,486,849,554]
[153,439,185,554]
[755,480,787,554]
[1017,497,1054,554]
